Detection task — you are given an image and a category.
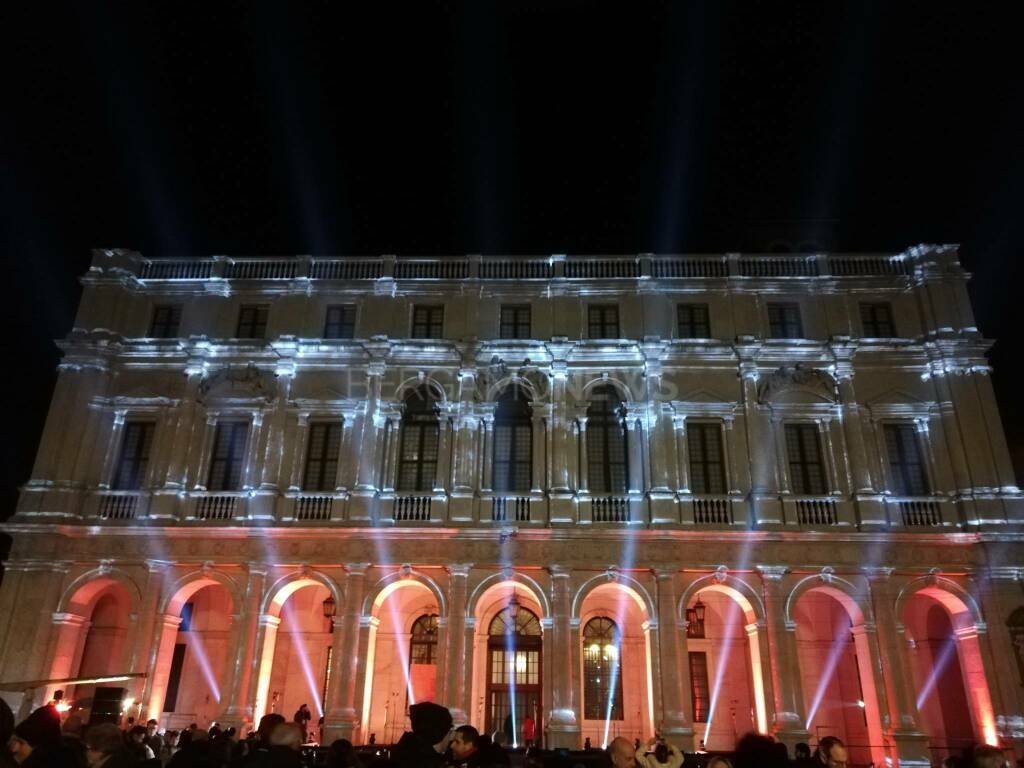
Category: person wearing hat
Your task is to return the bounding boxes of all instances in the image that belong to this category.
[392,702,453,768]
[6,705,67,766]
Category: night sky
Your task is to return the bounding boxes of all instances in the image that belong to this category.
[3,2,1023,533]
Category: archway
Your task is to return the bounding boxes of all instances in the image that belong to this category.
[578,582,654,748]
[684,586,763,750]
[52,580,134,719]
[792,587,884,767]
[470,580,546,745]
[157,583,234,729]
[361,579,441,745]
[902,586,998,761]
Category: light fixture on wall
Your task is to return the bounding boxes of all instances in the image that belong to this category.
[694,596,706,623]
[322,595,337,624]
[508,590,521,621]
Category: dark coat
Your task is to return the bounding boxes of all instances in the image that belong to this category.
[392,731,446,768]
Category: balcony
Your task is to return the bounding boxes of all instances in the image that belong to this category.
[90,491,150,521]
[389,495,444,523]
[187,493,246,521]
[489,496,533,523]
[886,497,948,528]
[582,496,639,525]
[779,496,852,528]
[284,493,346,523]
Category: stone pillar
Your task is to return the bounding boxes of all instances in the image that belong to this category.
[480,417,494,494]
[648,403,676,494]
[382,413,402,493]
[756,566,808,750]
[576,414,589,493]
[549,364,572,494]
[863,568,931,765]
[221,565,267,729]
[673,415,690,494]
[97,408,127,489]
[288,413,311,491]
[654,570,692,740]
[547,566,580,747]
[242,411,266,490]
[833,357,876,496]
[250,614,281,724]
[625,409,646,495]
[127,561,171,714]
[337,409,359,491]
[145,614,184,718]
[350,364,385,521]
[259,369,293,490]
[324,564,369,742]
[739,357,782,525]
[443,564,472,722]
[976,569,1024,751]
[191,413,219,490]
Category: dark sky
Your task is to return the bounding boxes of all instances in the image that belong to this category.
[2,2,1023,525]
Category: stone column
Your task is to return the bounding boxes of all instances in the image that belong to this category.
[739,357,782,525]
[324,564,370,741]
[288,413,311,491]
[756,566,808,750]
[975,569,1024,749]
[350,364,385,521]
[480,418,495,493]
[221,565,267,729]
[97,409,127,489]
[673,415,690,494]
[654,570,692,740]
[626,413,645,495]
[863,568,931,765]
[337,409,359,491]
[648,403,676,493]
[128,561,171,713]
[833,358,875,496]
[382,413,402,493]
[250,614,281,724]
[145,614,183,718]
[242,411,265,490]
[547,566,580,747]
[549,364,572,494]
[443,565,472,722]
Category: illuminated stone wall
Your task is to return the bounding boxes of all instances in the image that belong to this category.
[0,246,1022,765]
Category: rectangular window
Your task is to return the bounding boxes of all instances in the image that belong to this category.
[785,423,828,495]
[860,302,895,337]
[397,422,440,491]
[690,652,710,723]
[112,421,155,490]
[411,305,444,339]
[688,422,726,494]
[324,304,357,339]
[304,422,342,491]
[236,304,269,339]
[885,423,930,496]
[500,305,532,340]
[588,304,620,339]
[767,302,803,339]
[149,304,182,338]
[206,422,250,491]
[493,422,532,492]
[677,304,711,338]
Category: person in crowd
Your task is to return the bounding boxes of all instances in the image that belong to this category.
[521,716,535,749]
[265,723,303,768]
[6,704,69,767]
[60,714,88,768]
[0,699,15,768]
[608,736,640,768]
[794,743,814,767]
[706,758,733,768]
[501,715,513,748]
[126,725,156,763]
[972,745,1006,768]
[813,736,847,768]
[291,707,310,745]
[178,724,197,751]
[635,736,683,768]
[168,729,215,768]
[392,701,453,768]
[232,714,286,768]
[84,723,138,768]
[326,739,364,768]
[732,732,787,768]
[143,720,163,760]
[447,725,482,768]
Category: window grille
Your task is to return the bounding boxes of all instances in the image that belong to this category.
[860,302,895,337]
[500,305,532,339]
[236,304,269,339]
[885,423,930,495]
[588,304,620,339]
[688,422,726,494]
[304,422,342,491]
[583,617,623,720]
[207,422,250,491]
[113,421,155,490]
[149,304,182,338]
[785,423,827,495]
[586,385,629,494]
[397,386,440,492]
[767,302,803,339]
[324,304,357,339]
[411,305,444,338]
[677,303,711,338]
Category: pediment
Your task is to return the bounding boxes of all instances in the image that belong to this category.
[677,389,731,404]
[865,388,927,406]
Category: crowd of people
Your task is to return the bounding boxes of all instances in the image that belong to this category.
[0,696,1014,768]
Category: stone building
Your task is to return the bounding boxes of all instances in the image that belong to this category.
[1,246,1022,766]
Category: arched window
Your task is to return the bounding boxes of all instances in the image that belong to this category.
[409,614,439,665]
[586,385,629,494]
[398,385,440,492]
[493,384,532,492]
[583,617,623,720]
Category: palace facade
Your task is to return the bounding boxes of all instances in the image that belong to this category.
[1,247,1022,766]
